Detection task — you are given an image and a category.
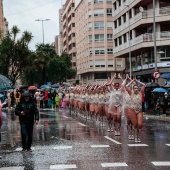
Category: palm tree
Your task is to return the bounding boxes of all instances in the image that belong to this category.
[21,31,33,45]
[11,25,20,41]
[35,43,56,84]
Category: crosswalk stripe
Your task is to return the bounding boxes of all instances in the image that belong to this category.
[104,136,121,144]
[128,144,148,147]
[91,145,110,148]
[101,163,128,167]
[53,146,72,150]
[166,144,170,146]
[0,167,25,170]
[152,162,170,166]
[50,164,77,169]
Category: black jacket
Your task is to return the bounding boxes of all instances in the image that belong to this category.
[15,99,39,125]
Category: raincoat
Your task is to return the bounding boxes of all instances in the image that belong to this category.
[55,95,59,107]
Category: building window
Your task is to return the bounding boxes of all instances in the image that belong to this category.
[94,0,103,4]
[113,2,117,10]
[123,34,127,43]
[95,34,104,42]
[88,0,91,4]
[94,22,104,29]
[107,8,112,16]
[94,9,104,16]
[118,17,121,26]
[107,34,113,41]
[73,62,76,67]
[107,48,113,54]
[88,10,92,17]
[118,0,121,6]
[107,22,112,29]
[114,21,117,29]
[115,39,118,47]
[107,0,112,3]
[119,37,122,45]
[89,49,93,55]
[95,48,105,55]
[89,35,92,42]
[72,23,75,27]
[123,14,126,23]
[88,22,92,30]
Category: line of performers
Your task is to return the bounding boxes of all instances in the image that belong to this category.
[63,74,145,143]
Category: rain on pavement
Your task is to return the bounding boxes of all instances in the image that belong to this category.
[0,108,170,170]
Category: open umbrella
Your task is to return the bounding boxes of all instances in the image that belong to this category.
[40,85,51,89]
[153,87,168,93]
[146,82,159,88]
[28,86,37,90]
[0,94,4,98]
[160,73,170,79]
[51,84,60,88]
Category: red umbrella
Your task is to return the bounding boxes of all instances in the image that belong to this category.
[28,86,37,90]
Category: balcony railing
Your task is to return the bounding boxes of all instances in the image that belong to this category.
[114,32,170,54]
[114,6,170,35]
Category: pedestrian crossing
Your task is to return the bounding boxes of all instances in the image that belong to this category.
[2,162,170,170]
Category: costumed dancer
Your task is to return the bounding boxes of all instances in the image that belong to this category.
[126,76,145,143]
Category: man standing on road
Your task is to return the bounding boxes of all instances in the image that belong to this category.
[15,91,39,151]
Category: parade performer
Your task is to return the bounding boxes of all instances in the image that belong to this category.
[35,90,40,109]
[126,76,145,143]
[108,73,124,136]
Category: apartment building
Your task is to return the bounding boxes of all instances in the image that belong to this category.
[113,0,170,83]
[62,0,76,69]
[0,0,4,37]
[75,0,125,83]
[59,8,64,54]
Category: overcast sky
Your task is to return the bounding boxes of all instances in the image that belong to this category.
[3,0,66,51]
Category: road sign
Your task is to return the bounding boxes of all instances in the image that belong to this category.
[152,70,161,79]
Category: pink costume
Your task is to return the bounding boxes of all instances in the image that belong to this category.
[62,97,66,109]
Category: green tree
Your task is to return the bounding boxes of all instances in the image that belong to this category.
[0,25,33,86]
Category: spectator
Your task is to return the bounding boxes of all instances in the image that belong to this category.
[0,99,3,159]
[156,98,161,116]
[44,90,49,108]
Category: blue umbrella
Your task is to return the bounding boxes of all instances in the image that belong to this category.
[40,85,51,89]
[0,94,4,98]
[51,84,60,88]
[161,73,170,79]
[153,88,168,93]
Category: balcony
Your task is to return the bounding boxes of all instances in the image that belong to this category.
[114,31,170,54]
[114,6,170,35]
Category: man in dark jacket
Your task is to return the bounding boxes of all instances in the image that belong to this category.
[15,91,39,151]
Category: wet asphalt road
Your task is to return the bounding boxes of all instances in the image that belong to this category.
[1,108,170,170]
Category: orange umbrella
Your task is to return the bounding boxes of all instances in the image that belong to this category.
[28,86,37,90]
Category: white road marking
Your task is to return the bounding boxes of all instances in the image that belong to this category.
[15,147,35,151]
[152,162,170,166]
[50,164,77,169]
[78,123,86,126]
[0,167,24,170]
[91,145,110,148]
[101,163,128,167]
[128,144,148,147]
[53,146,72,150]
[166,144,170,146]
[62,116,69,118]
[104,136,121,144]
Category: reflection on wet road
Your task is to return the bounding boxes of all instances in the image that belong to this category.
[1,108,170,169]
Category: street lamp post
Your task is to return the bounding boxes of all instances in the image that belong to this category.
[35,19,50,44]
[153,0,157,71]
[125,5,132,78]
